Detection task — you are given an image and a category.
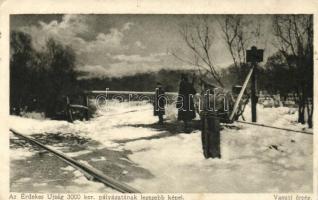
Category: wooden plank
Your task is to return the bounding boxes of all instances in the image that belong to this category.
[10,128,141,193]
[88,90,179,96]
[229,66,254,121]
[69,104,89,110]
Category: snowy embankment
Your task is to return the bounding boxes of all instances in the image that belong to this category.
[9,101,313,193]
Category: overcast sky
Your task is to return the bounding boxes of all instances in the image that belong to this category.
[11,14,276,79]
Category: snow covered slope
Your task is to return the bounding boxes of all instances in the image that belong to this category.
[9,101,313,193]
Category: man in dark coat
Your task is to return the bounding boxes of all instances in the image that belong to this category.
[176,74,196,132]
[153,82,166,125]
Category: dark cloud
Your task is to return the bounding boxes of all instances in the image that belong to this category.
[11,14,276,78]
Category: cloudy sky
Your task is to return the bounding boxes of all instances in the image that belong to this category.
[11,14,275,79]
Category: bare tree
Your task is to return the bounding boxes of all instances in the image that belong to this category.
[219,15,262,83]
[273,15,313,127]
[172,17,224,87]
[220,16,245,71]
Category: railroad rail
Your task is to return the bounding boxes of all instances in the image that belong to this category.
[236,120,313,135]
[10,128,141,193]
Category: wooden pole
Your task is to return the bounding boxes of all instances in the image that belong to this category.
[83,94,89,120]
[66,96,73,122]
[229,66,254,121]
[251,62,257,122]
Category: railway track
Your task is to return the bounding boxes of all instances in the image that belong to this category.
[10,128,141,193]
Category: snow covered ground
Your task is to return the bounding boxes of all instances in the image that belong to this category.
[9,101,313,193]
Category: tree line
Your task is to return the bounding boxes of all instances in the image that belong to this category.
[10,31,80,118]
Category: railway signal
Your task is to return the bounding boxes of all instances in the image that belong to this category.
[246,46,264,122]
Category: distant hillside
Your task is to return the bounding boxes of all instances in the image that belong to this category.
[78,69,196,92]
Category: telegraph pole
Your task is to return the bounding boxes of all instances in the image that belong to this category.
[246,46,263,123]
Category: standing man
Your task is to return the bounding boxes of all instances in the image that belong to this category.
[154,82,166,125]
[176,74,196,132]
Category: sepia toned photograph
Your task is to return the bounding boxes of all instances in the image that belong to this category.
[8,13,313,194]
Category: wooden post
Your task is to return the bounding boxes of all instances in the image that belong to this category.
[83,94,89,120]
[251,62,257,122]
[201,114,221,159]
[66,96,73,122]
